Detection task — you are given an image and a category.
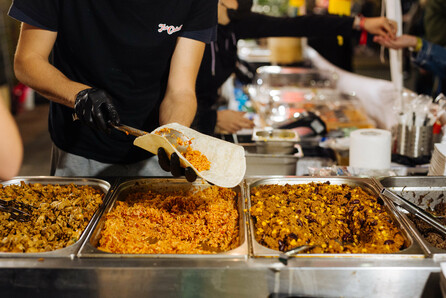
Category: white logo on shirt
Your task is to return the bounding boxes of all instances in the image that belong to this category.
[158,24,183,35]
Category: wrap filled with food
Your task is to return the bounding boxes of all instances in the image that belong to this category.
[133,123,246,188]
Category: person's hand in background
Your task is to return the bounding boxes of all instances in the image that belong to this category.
[361,17,397,41]
[74,88,121,133]
[373,34,418,50]
[216,110,254,134]
[157,148,197,182]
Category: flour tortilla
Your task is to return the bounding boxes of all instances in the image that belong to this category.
[133,123,246,188]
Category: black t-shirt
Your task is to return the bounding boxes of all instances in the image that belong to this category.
[193,13,354,135]
[9,0,217,163]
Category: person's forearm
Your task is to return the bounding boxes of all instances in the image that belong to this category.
[159,37,202,127]
[0,101,23,180]
[14,54,89,108]
[159,91,197,126]
[233,13,354,40]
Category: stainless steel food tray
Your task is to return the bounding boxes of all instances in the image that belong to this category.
[245,176,425,259]
[245,153,300,176]
[78,178,248,258]
[255,66,337,88]
[379,176,446,259]
[0,176,111,259]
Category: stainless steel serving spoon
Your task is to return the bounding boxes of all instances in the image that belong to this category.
[278,245,317,265]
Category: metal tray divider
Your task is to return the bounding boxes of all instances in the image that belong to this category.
[76,178,123,257]
[243,178,254,257]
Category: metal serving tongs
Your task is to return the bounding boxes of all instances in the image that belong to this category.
[0,199,34,222]
[111,123,148,137]
[381,188,446,236]
[111,124,190,153]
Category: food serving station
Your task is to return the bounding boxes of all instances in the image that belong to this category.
[2,45,445,297]
[0,175,445,297]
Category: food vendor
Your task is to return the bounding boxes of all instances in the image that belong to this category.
[8,0,217,178]
[192,0,397,136]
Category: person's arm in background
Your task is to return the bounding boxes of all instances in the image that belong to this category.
[159,36,205,126]
[0,97,23,180]
[374,34,446,80]
[232,12,396,41]
[217,110,254,133]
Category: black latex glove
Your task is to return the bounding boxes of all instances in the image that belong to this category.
[157,148,197,182]
[74,88,120,133]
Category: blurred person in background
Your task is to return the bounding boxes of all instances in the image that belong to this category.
[400,0,425,81]
[424,0,446,47]
[192,0,397,136]
[420,0,446,96]
[374,34,446,93]
[0,95,23,180]
[8,0,217,180]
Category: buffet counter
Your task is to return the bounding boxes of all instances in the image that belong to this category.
[0,176,445,297]
[0,255,440,297]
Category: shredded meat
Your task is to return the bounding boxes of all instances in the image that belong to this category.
[408,213,446,250]
[0,181,104,253]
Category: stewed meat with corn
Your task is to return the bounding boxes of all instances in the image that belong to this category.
[250,182,405,254]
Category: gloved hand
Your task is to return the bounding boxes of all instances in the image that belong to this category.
[74,88,120,133]
[157,147,197,182]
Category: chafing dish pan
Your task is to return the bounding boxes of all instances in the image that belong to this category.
[0,176,111,259]
[252,128,300,155]
[78,178,248,258]
[246,177,424,258]
[255,66,337,88]
[379,176,446,259]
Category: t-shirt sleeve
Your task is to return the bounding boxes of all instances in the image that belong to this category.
[181,26,217,44]
[180,0,218,42]
[8,0,59,31]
